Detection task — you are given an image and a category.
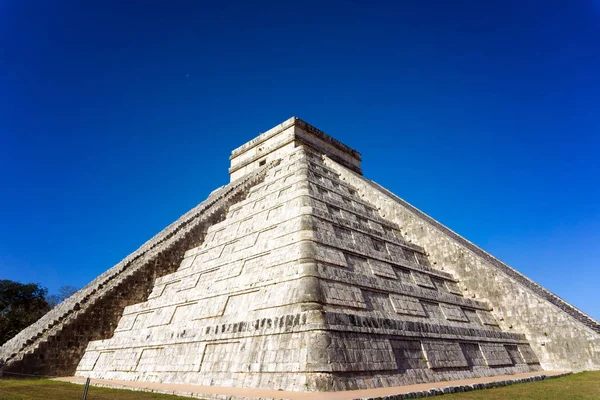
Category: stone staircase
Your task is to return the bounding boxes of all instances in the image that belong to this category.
[0,162,276,377]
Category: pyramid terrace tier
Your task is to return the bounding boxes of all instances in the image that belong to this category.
[78,328,540,391]
[229,116,362,181]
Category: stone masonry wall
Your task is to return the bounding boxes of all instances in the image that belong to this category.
[325,156,600,372]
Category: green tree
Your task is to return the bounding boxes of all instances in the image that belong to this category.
[0,280,51,346]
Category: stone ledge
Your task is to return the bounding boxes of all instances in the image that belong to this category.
[230,117,361,162]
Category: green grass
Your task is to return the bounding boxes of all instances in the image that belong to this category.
[0,371,598,400]
[0,379,193,400]
[446,371,600,400]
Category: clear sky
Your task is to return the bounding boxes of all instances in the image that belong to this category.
[1,1,598,320]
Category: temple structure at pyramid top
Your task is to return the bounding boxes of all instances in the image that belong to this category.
[1,117,598,393]
[229,116,362,180]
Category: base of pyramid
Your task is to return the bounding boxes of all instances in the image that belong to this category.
[75,309,541,391]
[59,370,570,399]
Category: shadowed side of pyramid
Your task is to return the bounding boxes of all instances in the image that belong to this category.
[324,154,600,374]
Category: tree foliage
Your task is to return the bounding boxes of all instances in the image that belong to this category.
[47,285,79,308]
[0,280,51,346]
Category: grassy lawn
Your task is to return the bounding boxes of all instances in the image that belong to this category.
[0,371,598,399]
[446,371,600,400]
[0,378,193,400]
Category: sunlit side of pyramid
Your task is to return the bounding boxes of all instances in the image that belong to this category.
[2,117,598,391]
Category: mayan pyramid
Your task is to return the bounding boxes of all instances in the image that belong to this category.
[1,117,599,392]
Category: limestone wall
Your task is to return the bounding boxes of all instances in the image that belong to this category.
[326,157,600,372]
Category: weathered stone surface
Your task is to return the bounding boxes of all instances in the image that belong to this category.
[325,138,600,372]
[2,117,596,390]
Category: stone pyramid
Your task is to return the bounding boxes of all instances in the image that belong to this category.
[1,117,598,391]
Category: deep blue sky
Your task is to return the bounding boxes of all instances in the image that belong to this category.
[1,1,598,319]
